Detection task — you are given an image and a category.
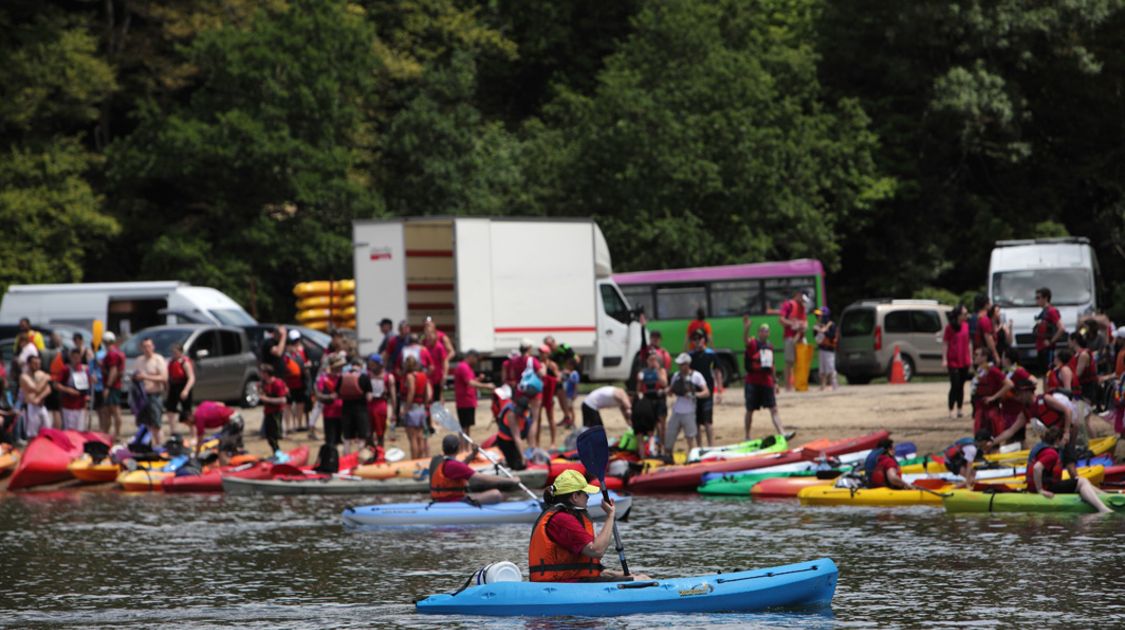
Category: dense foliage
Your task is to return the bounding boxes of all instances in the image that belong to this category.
[2,0,1123,319]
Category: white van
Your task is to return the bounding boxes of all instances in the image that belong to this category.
[0,281,257,336]
[988,237,1100,364]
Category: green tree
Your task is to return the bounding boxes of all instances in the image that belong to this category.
[106,0,381,319]
[523,0,892,275]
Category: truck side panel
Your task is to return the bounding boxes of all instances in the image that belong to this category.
[487,221,597,353]
[454,219,496,353]
[354,222,407,356]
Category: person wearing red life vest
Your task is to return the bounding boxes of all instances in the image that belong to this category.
[990,377,1074,458]
[400,355,433,460]
[1026,426,1111,513]
[428,434,516,504]
[528,469,650,583]
[970,346,1011,439]
[365,354,395,448]
[1034,287,1065,374]
[55,348,90,431]
[164,343,196,430]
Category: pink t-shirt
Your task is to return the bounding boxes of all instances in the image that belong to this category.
[425,332,450,378]
[453,361,478,409]
[943,322,971,368]
[780,299,806,339]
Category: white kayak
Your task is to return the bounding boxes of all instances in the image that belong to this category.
[222,468,548,495]
[341,491,632,527]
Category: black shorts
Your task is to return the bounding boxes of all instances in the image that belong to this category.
[642,394,667,419]
[695,398,714,426]
[323,416,342,446]
[287,386,310,406]
[45,389,60,411]
[263,411,282,443]
[745,383,776,410]
[1045,478,1080,494]
[93,390,105,410]
[581,404,603,427]
[496,438,526,471]
[632,398,657,435]
[341,403,370,440]
[457,406,475,429]
[165,383,193,418]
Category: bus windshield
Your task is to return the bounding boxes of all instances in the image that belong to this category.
[992,269,1092,307]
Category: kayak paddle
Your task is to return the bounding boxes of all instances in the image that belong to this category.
[577,425,630,576]
[431,402,540,502]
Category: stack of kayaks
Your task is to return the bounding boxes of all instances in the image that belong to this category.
[8,429,112,490]
[944,489,1125,514]
[686,434,789,463]
[341,491,630,527]
[293,279,356,330]
[415,558,838,616]
[627,431,889,492]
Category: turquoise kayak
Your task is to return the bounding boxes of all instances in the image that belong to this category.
[342,492,630,526]
[415,557,837,617]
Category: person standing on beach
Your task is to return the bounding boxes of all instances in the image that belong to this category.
[689,330,722,447]
[779,290,808,391]
[1034,287,1065,374]
[814,307,839,391]
[943,305,971,419]
[133,338,168,444]
[743,317,790,440]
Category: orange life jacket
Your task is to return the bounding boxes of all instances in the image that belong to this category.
[528,506,604,582]
[429,457,469,502]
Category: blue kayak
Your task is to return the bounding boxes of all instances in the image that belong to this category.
[342,491,630,527]
[415,558,837,617]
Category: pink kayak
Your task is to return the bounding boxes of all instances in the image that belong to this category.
[8,429,112,490]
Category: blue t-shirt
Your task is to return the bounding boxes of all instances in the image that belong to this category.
[563,371,580,399]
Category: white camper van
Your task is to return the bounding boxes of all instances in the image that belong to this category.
[353,217,641,381]
[0,282,256,336]
[988,237,1100,365]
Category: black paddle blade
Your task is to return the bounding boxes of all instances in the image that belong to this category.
[576,426,609,482]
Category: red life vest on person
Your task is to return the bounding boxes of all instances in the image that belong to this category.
[1045,366,1067,395]
[1069,349,1097,395]
[497,402,530,442]
[429,457,470,502]
[401,372,428,404]
[339,372,364,401]
[1025,443,1062,490]
[1027,395,1063,427]
[169,356,190,384]
[528,506,604,582]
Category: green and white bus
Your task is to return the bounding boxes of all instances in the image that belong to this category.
[614,259,825,383]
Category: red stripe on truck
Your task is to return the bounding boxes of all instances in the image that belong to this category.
[405,249,454,257]
[407,283,455,290]
[494,326,596,333]
[409,303,456,310]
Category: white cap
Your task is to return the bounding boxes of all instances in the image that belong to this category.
[102,331,116,343]
[675,352,692,365]
[520,337,534,350]
[1116,326,1125,340]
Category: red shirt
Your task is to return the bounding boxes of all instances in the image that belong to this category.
[194,400,235,437]
[943,322,971,368]
[1000,367,1031,417]
[545,511,594,557]
[1035,306,1062,351]
[686,320,712,342]
[441,458,476,481]
[424,332,450,378]
[743,338,774,387]
[780,300,807,339]
[104,348,126,389]
[974,366,1005,400]
[973,312,995,352]
[262,378,289,414]
[1026,447,1061,490]
[453,361,478,409]
[317,373,342,418]
[869,454,900,488]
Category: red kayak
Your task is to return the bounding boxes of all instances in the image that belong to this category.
[162,446,310,493]
[750,475,833,498]
[8,429,112,490]
[627,431,889,492]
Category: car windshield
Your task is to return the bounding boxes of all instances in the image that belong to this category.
[992,269,1092,307]
[210,308,257,326]
[121,329,192,358]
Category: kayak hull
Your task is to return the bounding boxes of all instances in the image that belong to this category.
[943,490,1125,514]
[342,492,630,526]
[798,486,944,507]
[752,476,834,498]
[687,434,788,463]
[415,558,837,617]
[223,468,548,495]
[8,429,112,490]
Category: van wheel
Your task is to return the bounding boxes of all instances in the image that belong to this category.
[241,378,260,408]
[843,373,872,385]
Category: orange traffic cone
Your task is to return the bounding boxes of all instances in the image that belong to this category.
[889,344,906,384]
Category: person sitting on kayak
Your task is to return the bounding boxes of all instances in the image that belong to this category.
[1027,426,1111,514]
[941,432,991,488]
[864,437,917,490]
[429,434,516,505]
[529,469,650,583]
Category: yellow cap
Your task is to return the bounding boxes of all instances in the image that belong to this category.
[551,469,599,495]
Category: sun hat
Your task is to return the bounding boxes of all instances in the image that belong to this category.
[551,469,599,496]
[675,352,692,365]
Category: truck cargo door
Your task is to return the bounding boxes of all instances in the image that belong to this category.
[354,221,406,356]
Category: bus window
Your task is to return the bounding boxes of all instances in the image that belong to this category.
[710,280,763,316]
[655,286,707,319]
[763,277,816,311]
[620,286,655,319]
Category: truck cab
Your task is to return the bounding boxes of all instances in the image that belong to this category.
[988,237,1100,366]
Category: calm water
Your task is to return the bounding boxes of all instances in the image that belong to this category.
[2,489,1124,628]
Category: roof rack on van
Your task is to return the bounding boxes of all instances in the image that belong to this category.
[994,237,1090,247]
[853,298,940,306]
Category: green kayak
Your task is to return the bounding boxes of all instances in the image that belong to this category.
[686,434,788,463]
[697,455,931,496]
[943,490,1125,514]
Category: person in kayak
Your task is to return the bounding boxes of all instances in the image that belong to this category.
[530,469,650,583]
[864,437,917,490]
[429,434,516,505]
[1027,426,1112,514]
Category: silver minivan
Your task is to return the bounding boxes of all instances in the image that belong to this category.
[836,300,951,384]
[121,325,260,406]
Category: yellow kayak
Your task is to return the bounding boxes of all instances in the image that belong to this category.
[902,436,1117,474]
[117,469,173,492]
[70,455,166,484]
[798,485,944,506]
[0,449,19,478]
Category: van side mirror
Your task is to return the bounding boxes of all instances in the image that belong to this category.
[195,349,210,360]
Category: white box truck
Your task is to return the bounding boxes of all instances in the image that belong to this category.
[0,281,257,336]
[988,237,1101,365]
[353,217,642,380]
